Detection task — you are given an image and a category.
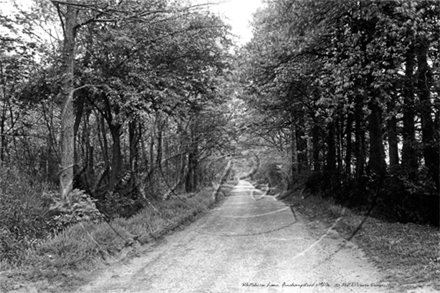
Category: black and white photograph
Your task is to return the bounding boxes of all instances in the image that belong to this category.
[0,0,439,292]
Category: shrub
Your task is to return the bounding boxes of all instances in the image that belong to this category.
[96,191,145,219]
[0,167,54,265]
[47,189,104,233]
[304,171,344,197]
[379,166,439,226]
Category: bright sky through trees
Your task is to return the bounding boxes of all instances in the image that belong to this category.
[203,0,263,44]
[2,0,263,45]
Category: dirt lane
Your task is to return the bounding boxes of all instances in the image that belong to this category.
[75,181,388,293]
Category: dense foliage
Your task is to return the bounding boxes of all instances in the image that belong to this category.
[0,0,237,264]
[241,0,439,225]
[1,0,439,273]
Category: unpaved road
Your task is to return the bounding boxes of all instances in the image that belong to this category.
[76,181,388,293]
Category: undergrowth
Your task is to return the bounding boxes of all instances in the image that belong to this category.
[0,167,55,267]
[0,177,233,293]
[284,190,440,292]
[303,168,439,226]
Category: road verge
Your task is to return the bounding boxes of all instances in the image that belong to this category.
[281,190,440,293]
[0,184,234,293]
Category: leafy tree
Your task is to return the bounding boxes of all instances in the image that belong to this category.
[241,0,439,225]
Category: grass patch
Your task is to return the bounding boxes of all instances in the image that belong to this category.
[282,191,440,293]
[0,184,232,293]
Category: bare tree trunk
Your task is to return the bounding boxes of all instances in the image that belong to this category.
[345,111,353,175]
[109,123,122,190]
[213,160,232,202]
[291,125,298,175]
[305,120,312,173]
[128,119,142,195]
[367,99,386,177]
[185,118,198,193]
[149,126,155,174]
[354,95,366,182]
[387,100,399,167]
[84,111,94,187]
[156,114,163,167]
[97,112,109,168]
[402,45,418,171]
[178,153,186,192]
[336,117,343,171]
[140,124,149,171]
[0,111,5,165]
[185,151,197,193]
[73,90,85,179]
[41,101,58,181]
[58,3,78,200]
[129,120,139,173]
[312,124,320,172]
[0,61,7,166]
[286,124,299,190]
[417,39,439,189]
[325,122,336,172]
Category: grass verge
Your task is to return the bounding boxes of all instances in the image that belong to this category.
[281,189,440,293]
[0,184,232,293]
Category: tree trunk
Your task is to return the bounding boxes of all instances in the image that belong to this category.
[305,120,312,173]
[296,128,306,173]
[336,117,343,171]
[213,160,232,202]
[325,122,336,172]
[354,95,366,182]
[41,101,58,181]
[0,111,5,165]
[345,111,353,175]
[312,124,320,171]
[140,126,149,171]
[80,109,93,192]
[98,113,109,168]
[156,114,163,166]
[185,118,198,193]
[178,153,186,192]
[109,123,122,190]
[129,120,141,193]
[291,125,298,175]
[58,4,78,200]
[129,120,140,173]
[185,151,197,193]
[149,132,155,173]
[417,39,439,188]
[401,45,418,171]
[0,61,6,166]
[367,99,386,176]
[387,100,399,167]
[84,111,94,179]
[73,90,85,178]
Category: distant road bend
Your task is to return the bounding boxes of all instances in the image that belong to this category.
[76,180,387,293]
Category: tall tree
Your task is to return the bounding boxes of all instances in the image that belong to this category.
[54,0,77,200]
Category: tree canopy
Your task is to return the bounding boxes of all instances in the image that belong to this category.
[240,0,439,225]
[0,0,238,215]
